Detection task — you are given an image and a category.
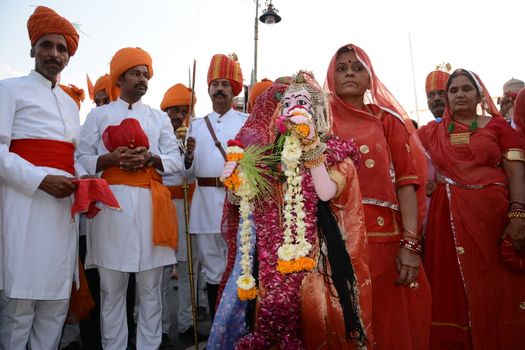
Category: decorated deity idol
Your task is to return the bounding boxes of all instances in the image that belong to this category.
[210,72,372,350]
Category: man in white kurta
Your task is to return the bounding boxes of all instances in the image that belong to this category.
[160,83,209,342]
[0,6,82,350]
[185,54,248,320]
[77,47,184,350]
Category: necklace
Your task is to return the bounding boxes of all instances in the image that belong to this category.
[448,116,478,145]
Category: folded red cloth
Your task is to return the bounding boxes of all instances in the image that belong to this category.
[500,236,525,272]
[71,178,120,218]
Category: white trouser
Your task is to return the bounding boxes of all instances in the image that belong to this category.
[161,265,173,334]
[0,290,69,350]
[194,233,227,284]
[98,267,163,350]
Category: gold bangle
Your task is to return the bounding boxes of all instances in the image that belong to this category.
[304,154,326,169]
[327,168,346,198]
[508,210,525,219]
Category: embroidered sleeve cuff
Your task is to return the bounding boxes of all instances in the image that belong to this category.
[396,175,420,188]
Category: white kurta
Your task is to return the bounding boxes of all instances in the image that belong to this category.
[187,109,248,234]
[0,70,82,300]
[77,98,183,272]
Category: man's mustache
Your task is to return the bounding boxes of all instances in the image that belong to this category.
[44,59,61,66]
[432,101,445,109]
[135,83,147,90]
[213,91,226,98]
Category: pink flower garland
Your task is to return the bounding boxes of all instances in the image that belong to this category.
[234,137,359,349]
[235,171,316,349]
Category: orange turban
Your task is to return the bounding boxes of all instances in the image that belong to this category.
[207,54,243,96]
[248,78,273,112]
[160,83,196,111]
[109,47,153,86]
[60,84,85,109]
[87,74,119,102]
[27,6,79,56]
[425,71,450,94]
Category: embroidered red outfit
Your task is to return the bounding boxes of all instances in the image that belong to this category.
[325,44,432,349]
[418,72,525,350]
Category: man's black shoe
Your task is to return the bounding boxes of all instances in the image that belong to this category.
[178,326,208,342]
[159,333,176,350]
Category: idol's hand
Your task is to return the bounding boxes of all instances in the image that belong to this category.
[220,161,237,182]
[289,114,316,142]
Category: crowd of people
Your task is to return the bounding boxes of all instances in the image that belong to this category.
[0,6,524,350]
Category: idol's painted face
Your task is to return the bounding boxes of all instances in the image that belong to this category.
[281,87,313,116]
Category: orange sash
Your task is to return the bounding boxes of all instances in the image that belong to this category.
[167,183,195,200]
[10,138,75,175]
[102,166,178,249]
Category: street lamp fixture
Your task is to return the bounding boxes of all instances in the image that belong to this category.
[253,0,281,83]
[259,1,281,24]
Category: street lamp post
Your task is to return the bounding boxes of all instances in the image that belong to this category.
[253,0,281,83]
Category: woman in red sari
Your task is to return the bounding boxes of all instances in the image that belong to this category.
[418,69,525,349]
[325,44,432,349]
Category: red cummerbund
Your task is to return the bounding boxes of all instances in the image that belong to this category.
[9,138,75,175]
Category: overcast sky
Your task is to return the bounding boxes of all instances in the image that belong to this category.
[1,0,523,126]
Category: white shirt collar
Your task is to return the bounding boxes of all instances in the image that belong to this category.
[29,70,55,89]
[115,97,143,110]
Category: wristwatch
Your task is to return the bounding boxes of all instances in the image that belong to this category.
[146,152,155,167]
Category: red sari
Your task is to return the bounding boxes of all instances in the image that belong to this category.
[325,44,432,350]
[419,112,525,349]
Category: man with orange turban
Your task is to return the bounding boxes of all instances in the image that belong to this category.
[78,47,184,350]
[87,74,119,107]
[185,53,248,320]
[247,78,273,112]
[0,6,84,349]
[160,83,207,342]
[425,70,450,119]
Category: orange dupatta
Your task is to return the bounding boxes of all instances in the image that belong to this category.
[324,43,428,232]
[102,166,178,249]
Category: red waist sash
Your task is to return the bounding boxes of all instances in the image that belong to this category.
[10,139,75,175]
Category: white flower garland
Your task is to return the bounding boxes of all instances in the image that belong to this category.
[235,170,257,293]
[277,134,312,261]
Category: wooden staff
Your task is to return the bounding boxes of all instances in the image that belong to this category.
[177,58,199,349]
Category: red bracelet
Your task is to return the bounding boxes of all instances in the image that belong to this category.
[400,238,421,254]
